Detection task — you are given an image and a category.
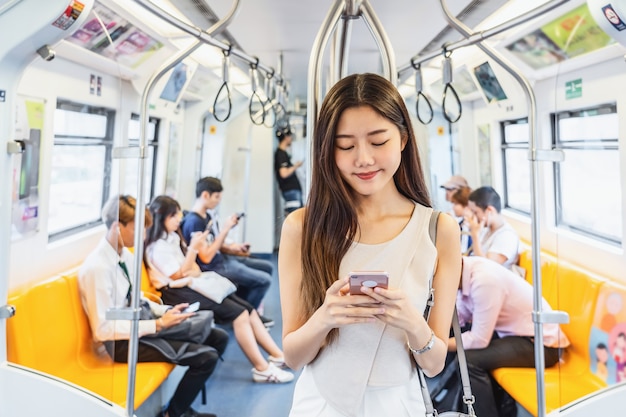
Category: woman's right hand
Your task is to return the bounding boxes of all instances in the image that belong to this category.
[189,230,208,251]
[316,277,385,329]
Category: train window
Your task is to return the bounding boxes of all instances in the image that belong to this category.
[501,118,530,215]
[552,104,621,245]
[122,114,160,203]
[49,100,115,240]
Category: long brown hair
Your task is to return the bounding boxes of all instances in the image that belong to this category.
[300,73,431,343]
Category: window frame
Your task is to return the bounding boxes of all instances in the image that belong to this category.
[551,103,620,245]
[126,113,160,202]
[49,100,115,241]
[500,117,530,216]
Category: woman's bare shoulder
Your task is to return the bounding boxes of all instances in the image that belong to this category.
[281,207,306,240]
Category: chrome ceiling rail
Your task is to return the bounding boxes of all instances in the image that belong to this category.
[121,1,240,416]
[306,0,397,192]
[306,0,344,191]
[398,0,569,75]
[440,1,566,416]
[329,0,357,88]
[133,0,283,86]
[360,0,396,85]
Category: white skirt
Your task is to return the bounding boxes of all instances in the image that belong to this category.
[289,366,426,417]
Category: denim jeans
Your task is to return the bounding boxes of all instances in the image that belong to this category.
[282,189,303,213]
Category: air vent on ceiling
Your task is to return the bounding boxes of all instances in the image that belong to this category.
[175,0,242,50]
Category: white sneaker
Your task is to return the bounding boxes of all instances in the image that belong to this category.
[268,355,286,368]
[252,362,294,383]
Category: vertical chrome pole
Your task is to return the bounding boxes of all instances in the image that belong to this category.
[439,2,547,416]
[126,2,240,415]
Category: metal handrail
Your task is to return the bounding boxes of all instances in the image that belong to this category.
[133,0,283,87]
[360,1,396,85]
[306,0,397,192]
[124,1,240,416]
[398,0,570,75]
[306,0,344,194]
[439,1,559,416]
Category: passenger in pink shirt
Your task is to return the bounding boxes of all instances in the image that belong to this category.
[447,256,569,416]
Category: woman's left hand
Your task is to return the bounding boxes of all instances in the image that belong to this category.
[359,286,421,331]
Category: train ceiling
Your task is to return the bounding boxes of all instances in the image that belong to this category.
[53,0,626,110]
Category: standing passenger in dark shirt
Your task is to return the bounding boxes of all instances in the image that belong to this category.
[274,127,303,214]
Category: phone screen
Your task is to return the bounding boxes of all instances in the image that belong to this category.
[184,301,200,313]
[349,272,389,295]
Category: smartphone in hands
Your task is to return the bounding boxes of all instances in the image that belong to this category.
[348,271,389,295]
[184,301,200,313]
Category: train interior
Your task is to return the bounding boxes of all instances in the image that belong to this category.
[2,0,626,416]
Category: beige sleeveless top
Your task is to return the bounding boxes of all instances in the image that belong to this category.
[309,203,437,417]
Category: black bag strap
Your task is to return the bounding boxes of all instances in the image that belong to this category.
[419,209,476,417]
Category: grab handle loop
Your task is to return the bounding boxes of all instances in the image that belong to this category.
[248,58,265,125]
[442,50,462,123]
[412,59,433,125]
[263,70,277,128]
[274,81,287,124]
[213,47,232,122]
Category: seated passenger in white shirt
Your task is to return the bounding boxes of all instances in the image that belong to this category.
[78,194,228,417]
[465,186,520,269]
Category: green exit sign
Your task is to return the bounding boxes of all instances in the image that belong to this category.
[565,79,582,99]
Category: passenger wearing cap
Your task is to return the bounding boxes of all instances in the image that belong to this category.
[439,175,471,251]
[440,175,469,203]
[274,127,303,214]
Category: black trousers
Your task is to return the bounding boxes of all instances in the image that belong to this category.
[463,336,561,417]
[106,327,229,417]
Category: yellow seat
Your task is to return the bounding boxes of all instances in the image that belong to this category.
[6,271,174,409]
[492,250,608,416]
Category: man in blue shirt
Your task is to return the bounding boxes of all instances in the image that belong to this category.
[181,177,274,327]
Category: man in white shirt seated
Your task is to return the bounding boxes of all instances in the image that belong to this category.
[78,195,229,417]
[465,186,520,269]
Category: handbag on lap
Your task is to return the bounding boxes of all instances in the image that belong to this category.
[167,271,237,303]
[188,271,237,303]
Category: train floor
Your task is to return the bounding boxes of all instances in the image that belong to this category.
[189,252,301,417]
[187,252,533,417]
